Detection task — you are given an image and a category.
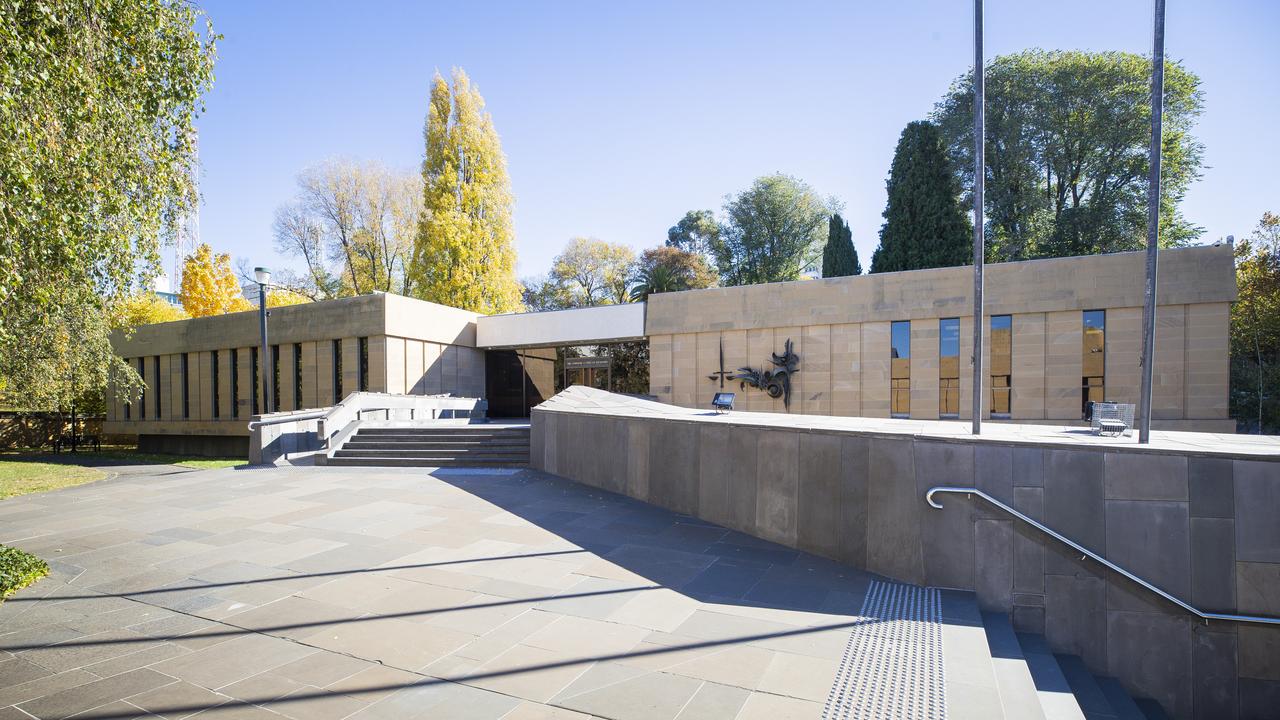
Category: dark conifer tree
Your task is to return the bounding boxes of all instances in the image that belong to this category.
[870,121,972,273]
[822,213,861,277]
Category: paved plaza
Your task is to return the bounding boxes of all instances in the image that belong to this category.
[0,463,966,719]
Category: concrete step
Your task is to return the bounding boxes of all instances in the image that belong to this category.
[938,591,1009,719]
[1015,633,1088,720]
[334,449,529,459]
[981,611,1047,720]
[1094,677,1146,720]
[342,440,530,450]
[325,456,529,467]
[1055,654,1119,719]
[356,427,529,435]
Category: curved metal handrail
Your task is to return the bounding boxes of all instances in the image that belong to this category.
[926,486,1280,626]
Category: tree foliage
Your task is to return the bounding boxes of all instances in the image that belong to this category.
[113,294,189,329]
[630,247,717,302]
[870,122,973,273]
[408,69,522,314]
[179,244,252,317]
[933,50,1204,261]
[714,174,834,286]
[1231,213,1280,434]
[0,0,217,410]
[549,237,636,307]
[666,210,721,260]
[273,159,420,300]
[822,213,861,277]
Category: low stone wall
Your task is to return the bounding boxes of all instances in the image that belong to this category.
[531,389,1280,720]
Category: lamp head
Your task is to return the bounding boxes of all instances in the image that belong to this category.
[253,267,271,285]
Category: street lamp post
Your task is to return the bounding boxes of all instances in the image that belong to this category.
[254,267,272,415]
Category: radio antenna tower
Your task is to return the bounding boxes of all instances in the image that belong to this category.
[173,129,201,287]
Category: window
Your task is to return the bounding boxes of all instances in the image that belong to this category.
[181,353,190,419]
[1082,310,1106,418]
[358,337,369,392]
[138,358,146,419]
[939,318,960,417]
[891,321,911,417]
[294,344,303,411]
[333,339,343,404]
[124,359,132,420]
[251,346,260,416]
[211,350,220,419]
[271,344,281,413]
[990,315,1012,417]
[153,356,162,418]
[230,348,240,419]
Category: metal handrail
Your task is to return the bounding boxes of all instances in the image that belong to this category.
[926,486,1280,626]
[246,409,328,432]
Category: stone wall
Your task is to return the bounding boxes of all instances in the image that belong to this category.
[646,245,1236,431]
[531,395,1280,719]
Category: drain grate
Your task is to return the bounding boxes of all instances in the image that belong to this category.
[822,581,946,720]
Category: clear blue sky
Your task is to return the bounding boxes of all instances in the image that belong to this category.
[190,0,1279,284]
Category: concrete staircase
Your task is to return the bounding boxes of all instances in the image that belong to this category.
[943,592,1163,720]
[325,423,531,467]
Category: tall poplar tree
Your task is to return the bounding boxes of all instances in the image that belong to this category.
[822,213,861,277]
[408,69,522,313]
[870,121,972,273]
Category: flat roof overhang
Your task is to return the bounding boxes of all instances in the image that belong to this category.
[476,302,647,349]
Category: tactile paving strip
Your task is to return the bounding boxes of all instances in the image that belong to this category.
[822,580,946,720]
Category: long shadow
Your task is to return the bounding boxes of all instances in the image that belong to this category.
[1,549,587,604]
[56,616,886,720]
[0,585,660,653]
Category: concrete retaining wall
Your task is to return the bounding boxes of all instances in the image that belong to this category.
[531,404,1280,719]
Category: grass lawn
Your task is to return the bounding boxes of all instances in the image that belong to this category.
[0,447,245,500]
[0,545,49,602]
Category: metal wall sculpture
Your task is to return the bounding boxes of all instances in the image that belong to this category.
[730,338,800,410]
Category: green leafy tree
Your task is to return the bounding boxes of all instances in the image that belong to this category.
[549,237,636,307]
[822,213,862,277]
[666,210,721,260]
[0,0,217,411]
[408,68,522,313]
[716,174,834,286]
[630,247,717,301]
[1231,213,1280,433]
[933,50,1204,261]
[871,122,973,273]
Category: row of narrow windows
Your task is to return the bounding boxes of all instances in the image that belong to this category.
[124,337,369,419]
[890,311,1104,420]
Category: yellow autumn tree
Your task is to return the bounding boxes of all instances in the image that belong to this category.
[266,287,312,308]
[113,294,190,328]
[179,244,253,317]
[407,68,523,314]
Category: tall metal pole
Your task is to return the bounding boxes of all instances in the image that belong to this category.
[1138,0,1166,444]
[970,0,985,435]
[258,282,272,415]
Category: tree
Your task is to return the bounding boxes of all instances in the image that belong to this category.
[715,174,834,286]
[629,247,717,301]
[113,295,190,328]
[667,210,722,260]
[822,213,862,277]
[408,68,522,314]
[549,238,636,307]
[933,50,1204,261]
[870,122,972,273]
[273,159,420,299]
[179,245,253,317]
[0,0,217,411]
[1231,213,1280,434]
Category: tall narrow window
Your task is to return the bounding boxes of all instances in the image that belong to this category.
[333,339,343,404]
[358,337,369,392]
[939,318,960,417]
[230,348,240,419]
[1082,310,1106,418]
[124,359,133,420]
[251,346,260,415]
[294,344,303,410]
[211,350,221,419]
[138,358,147,419]
[181,353,190,419]
[890,321,911,417]
[990,315,1012,418]
[153,356,162,418]
[271,344,281,413]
